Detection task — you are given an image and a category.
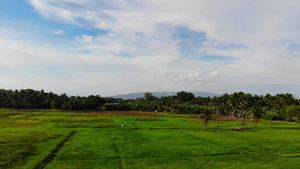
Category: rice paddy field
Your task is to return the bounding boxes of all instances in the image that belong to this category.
[0,109,299,169]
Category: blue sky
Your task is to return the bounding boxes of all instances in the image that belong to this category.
[0,0,106,44]
[1,0,300,97]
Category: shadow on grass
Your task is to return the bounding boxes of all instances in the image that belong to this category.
[272,127,300,130]
[202,126,257,132]
[34,131,76,169]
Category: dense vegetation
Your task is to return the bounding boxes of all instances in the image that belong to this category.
[0,89,105,110]
[0,89,299,127]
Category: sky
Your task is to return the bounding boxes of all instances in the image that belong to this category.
[1,0,300,97]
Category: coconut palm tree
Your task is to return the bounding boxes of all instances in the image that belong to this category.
[238,93,253,129]
[250,95,265,128]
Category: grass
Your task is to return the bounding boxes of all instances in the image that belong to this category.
[0,110,299,168]
[0,131,61,168]
[135,117,165,121]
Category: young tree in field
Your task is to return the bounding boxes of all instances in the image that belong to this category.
[239,93,253,129]
[251,106,263,128]
[251,95,265,128]
[198,106,213,130]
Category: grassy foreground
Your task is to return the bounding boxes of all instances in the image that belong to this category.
[0,109,299,169]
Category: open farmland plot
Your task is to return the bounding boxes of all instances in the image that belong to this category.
[0,110,299,168]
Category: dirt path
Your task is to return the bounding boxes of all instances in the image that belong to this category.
[34,130,77,169]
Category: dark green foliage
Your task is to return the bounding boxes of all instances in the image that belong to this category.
[0,89,106,111]
[191,96,211,105]
[176,91,195,102]
[279,105,300,122]
[285,105,300,122]
[144,92,157,101]
[61,102,72,110]
[279,107,288,120]
[104,97,121,103]
[0,89,298,125]
[99,92,300,125]
[82,95,106,110]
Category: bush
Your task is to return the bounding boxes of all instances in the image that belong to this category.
[286,105,300,122]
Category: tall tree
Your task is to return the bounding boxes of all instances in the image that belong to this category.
[176,91,195,102]
[144,92,157,101]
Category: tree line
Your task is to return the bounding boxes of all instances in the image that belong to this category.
[0,89,299,125]
[103,91,300,125]
[0,89,105,110]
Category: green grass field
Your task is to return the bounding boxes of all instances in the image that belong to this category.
[0,109,299,169]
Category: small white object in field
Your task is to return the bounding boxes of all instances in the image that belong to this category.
[121,124,124,127]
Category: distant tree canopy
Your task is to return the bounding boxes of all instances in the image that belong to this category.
[0,89,299,123]
[0,89,106,110]
[176,91,195,102]
[144,92,157,101]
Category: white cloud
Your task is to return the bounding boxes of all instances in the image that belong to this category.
[161,70,221,87]
[53,30,64,35]
[27,0,300,45]
[210,71,220,79]
[1,0,300,96]
[29,0,69,20]
[74,35,93,43]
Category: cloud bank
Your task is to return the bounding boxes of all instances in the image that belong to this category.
[1,0,300,96]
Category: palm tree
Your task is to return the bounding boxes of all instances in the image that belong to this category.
[239,93,253,129]
[250,95,265,128]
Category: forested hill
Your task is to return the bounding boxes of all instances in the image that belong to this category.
[110,91,221,99]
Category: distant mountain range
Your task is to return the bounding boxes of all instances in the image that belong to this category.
[108,91,221,99]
